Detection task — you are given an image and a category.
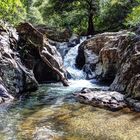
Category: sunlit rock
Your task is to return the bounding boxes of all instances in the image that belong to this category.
[17,22,69,86]
[76,30,140,100]
[0,21,38,103]
[74,88,126,111]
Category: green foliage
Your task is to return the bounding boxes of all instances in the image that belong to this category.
[0,0,26,24]
[0,0,139,33]
[95,0,139,32]
[38,0,140,34]
[125,5,140,27]
[22,0,44,25]
[0,0,44,25]
[40,0,98,34]
[26,7,43,25]
[42,3,87,34]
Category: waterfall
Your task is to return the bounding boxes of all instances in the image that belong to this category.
[63,37,87,80]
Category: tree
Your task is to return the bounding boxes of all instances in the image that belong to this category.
[0,0,26,24]
[125,0,140,27]
[80,0,98,35]
[95,0,140,31]
[28,0,139,34]
[41,0,99,35]
[21,0,44,25]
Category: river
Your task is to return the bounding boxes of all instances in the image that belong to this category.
[0,38,140,140]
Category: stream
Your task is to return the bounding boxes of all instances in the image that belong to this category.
[0,38,140,140]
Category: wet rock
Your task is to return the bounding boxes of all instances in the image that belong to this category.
[125,98,140,112]
[0,84,14,103]
[68,35,81,47]
[55,42,69,58]
[74,88,126,111]
[76,31,129,82]
[0,21,38,103]
[110,35,140,95]
[17,23,69,86]
[83,64,96,79]
[76,44,85,69]
[36,25,72,42]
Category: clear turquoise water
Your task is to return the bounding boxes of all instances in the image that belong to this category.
[0,80,140,140]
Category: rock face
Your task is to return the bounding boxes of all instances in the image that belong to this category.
[110,36,140,97]
[0,21,70,104]
[0,21,38,103]
[76,30,140,100]
[76,31,129,80]
[0,84,14,103]
[17,23,69,86]
[74,88,126,110]
[36,25,72,42]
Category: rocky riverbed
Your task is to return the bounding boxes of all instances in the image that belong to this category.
[1,83,140,140]
[0,21,140,140]
[0,21,69,103]
[76,30,140,111]
[0,21,140,111]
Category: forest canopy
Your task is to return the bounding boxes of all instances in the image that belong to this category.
[0,0,140,34]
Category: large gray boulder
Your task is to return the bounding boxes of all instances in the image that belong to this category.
[0,21,38,103]
[17,23,69,86]
[76,30,140,100]
[110,35,140,97]
[74,88,126,111]
[76,31,129,81]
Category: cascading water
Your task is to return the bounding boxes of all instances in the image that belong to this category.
[64,37,87,80]
[0,35,138,140]
[0,35,108,140]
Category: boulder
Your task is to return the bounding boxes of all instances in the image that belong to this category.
[110,37,140,94]
[17,23,69,86]
[74,88,126,111]
[95,32,129,82]
[0,21,38,102]
[76,30,140,100]
[36,25,72,42]
[76,31,129,82]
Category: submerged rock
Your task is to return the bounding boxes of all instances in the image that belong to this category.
[125,98,140,112]
[74,88,126,111]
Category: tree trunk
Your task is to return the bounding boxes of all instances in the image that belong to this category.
[87,13,95,35]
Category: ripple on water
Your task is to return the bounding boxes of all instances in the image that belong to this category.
[0,82,140,140]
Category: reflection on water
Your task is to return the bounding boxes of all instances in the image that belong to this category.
[0,80,140,140]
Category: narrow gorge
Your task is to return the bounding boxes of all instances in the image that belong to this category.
[0,20,140,140]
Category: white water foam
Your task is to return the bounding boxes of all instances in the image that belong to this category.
[64,37,87,79]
